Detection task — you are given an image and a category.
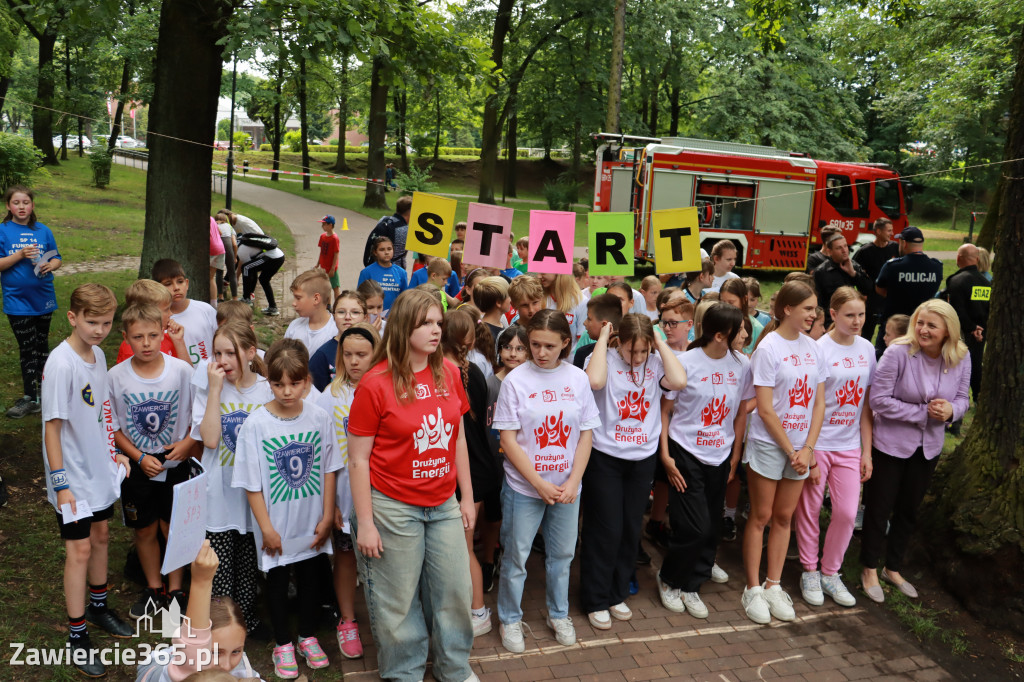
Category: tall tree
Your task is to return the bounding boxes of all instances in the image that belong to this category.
[140,0,235,296]
[604,0,624,133]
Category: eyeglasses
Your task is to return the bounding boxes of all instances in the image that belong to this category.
[500,345,527,354]
[336,310,364,318]
[660,320,691,330]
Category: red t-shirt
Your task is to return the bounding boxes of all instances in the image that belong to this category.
[318,233,340,273]
[115,334,180,364]
[348,359,469,507]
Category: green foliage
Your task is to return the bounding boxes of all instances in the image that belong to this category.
[89,146,111,188]
[0,131,43,191]
[232,130,252,150]
[393,164,439,195]
[284,130,303,152]
[543,173,581,211]
[216,118,231,141]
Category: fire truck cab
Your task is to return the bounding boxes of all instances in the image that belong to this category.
[592,134,911,271]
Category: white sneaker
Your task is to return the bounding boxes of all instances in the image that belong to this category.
[710,563,729,584]
[546,615,576,646]
[471,607,492,637]
[609,602,632,621]
[801,570,824,606]
[762,583,796,621]
[681,592,709,619]
[657,575,685,613]
[587,610,611,630]
[821,573,857,607]
[741,586,772,624]
[500,621,525,653]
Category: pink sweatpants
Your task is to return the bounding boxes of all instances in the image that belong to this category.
[794,448,862,575]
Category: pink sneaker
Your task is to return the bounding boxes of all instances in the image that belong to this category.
[336,619,364,659]
[271,642,298,679]
[297,635,329,669]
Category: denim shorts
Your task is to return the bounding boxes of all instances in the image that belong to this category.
[743,438,808,481]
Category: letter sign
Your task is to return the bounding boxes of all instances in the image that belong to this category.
[528,210,575,274]
[406,191,457,257]
[652,207,701,273]
[464,203,514,268]
[587,212,634,276]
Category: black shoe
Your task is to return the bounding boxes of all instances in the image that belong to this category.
[645,520,670,548]
[129,587,166,620]
[247,621,272,641]
[69,636,106,678]
[481,562,496,593]
[167,590,187,613]
[636,546,652,566]
[86,606,133,638]
[721,517,737,542]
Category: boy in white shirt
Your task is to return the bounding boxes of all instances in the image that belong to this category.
[153,258,218,364]
[108,303,197,622]
[42,284,132,678]
[284,269,339,357]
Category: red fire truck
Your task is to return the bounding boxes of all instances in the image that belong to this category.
[591,134,912,271]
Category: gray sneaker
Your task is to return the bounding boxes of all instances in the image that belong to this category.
[821,573,856,607]
[261,306,280,316]
[801,570,824,606]
[6,396,40,419]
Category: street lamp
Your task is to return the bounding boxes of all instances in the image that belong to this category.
[226,56,238,208]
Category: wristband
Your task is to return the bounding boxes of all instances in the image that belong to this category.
[51,468,69,492]
[137,453,147,465]
[809,462,818,469]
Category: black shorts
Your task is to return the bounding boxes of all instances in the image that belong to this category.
[120,454,189,528]
[653,454,669,484]
[55,503,116,541]
[482,484,503,523]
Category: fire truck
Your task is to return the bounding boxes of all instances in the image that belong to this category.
[591,134,912,271]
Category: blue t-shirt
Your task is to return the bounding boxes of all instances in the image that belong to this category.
[357,262,408,311]
[409,267,460,297]
[309,337,339,392]
[0,220,60,316]
[501,268,522,281]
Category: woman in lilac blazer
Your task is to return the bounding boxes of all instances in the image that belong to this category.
[860,300,970,602]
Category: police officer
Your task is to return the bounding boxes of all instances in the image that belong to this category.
[361,194,412,270]
[874,226,943,356]
[813,232,873,326]
[852,217,899,342]
[942,243,990,400]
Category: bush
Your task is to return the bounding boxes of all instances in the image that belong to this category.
[393,164,439,195]
[543,172,581,211]
[913,176,964,222]
[0,132,44,193]
[283,130,302,152]
[90,147,112,188]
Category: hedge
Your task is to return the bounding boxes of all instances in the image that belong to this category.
[259,144,365,153]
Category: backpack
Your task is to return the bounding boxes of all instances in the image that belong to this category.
[237,232,278,251]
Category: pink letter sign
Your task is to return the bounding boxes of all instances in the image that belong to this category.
[464,203,514,268]
[528,210,575,274]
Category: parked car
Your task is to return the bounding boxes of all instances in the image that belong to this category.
[114,135,137,148]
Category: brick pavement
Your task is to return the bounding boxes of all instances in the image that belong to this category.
[323,538,953,681]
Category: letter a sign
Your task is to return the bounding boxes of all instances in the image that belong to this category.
[528,210,575,274]
[652,208,701,274]
[406,192,458,257]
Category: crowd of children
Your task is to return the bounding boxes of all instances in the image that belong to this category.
[26,180,972,681]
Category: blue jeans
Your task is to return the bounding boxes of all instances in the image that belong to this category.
[353,489,473,682]
[497,480,580,624]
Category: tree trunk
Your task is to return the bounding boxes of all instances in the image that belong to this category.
[503,87,518,199]
[34,26,59,165]
[395,88,408,172]
[649,86,659,137]
[332,49,349,172]
[478,0,515,204]
[60,40,69,161]
[363,55,389,210]
[604,0,625,133]
[0,74,10,113]
[668,85,681,137]
[108,57,132,153]
[976,175,1003,251]
[271,48,282,182]
[928,23,1024,636]
[433,91,441,162]
[141,0,233,300]
[298,54,310,191]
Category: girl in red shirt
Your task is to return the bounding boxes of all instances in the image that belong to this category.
[347,289,479,682]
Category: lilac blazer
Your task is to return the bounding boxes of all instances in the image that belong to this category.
[869,343,970,460]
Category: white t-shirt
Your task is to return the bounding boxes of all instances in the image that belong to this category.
[190,376,273,533]
[41,342,119,512]
[585,350,666,459]
[108,355,196,454]
[816,334,876,451]
[708,271,740,293]
[546,296,589,348]
[630,289,646,316]
[231,214,262,235]
[493,362,601,498]
[171,300,218,364]
[469,349,494,379]
[314,382,356,532]
[284,316,339,357]
[747,332,828,449]
[665,348,752,465]
[232,403,342,570]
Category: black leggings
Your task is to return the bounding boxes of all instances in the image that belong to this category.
[8,313,52,399]
[266,554,330,646]
[215,236,237,299]
[241,254,284,308]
